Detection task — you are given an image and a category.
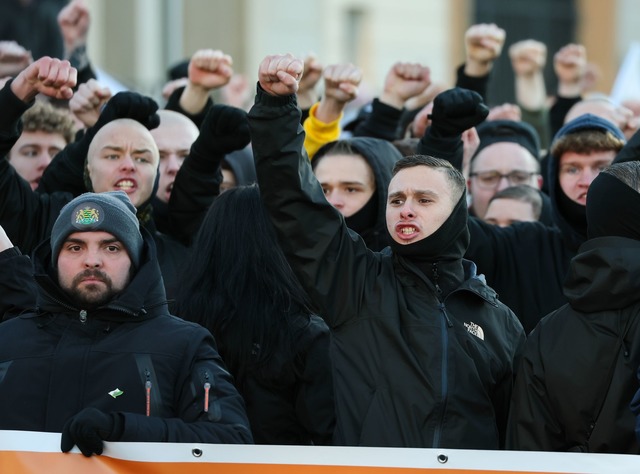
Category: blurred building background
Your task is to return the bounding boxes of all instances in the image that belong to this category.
[3,0,640,105]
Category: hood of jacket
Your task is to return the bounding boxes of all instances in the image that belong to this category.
[31,226,169,322]
[314,137,402,251]
[563,236,640,312]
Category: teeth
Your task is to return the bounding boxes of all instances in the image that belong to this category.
[116,180,134,189]
[400,227,416,234]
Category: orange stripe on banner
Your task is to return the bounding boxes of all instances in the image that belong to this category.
[0,451,564,474]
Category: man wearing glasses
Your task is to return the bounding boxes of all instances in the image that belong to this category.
[467,120,542,219]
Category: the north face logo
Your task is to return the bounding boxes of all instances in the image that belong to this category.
[464,321,485,341]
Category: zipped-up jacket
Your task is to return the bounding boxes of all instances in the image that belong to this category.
[0,232,253,444]
[248,88,525,448]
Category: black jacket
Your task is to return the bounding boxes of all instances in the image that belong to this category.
[248,88,525,448]
[507,237,640,453]
[239,313,334,445]
[0,233,253,443]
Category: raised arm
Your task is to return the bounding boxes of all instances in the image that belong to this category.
[249,54,376,327]
[0,224,37,321]
[303,62,362,158]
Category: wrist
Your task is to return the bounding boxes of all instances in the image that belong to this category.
[296,89,318,110]
[9,76,37,103]
[464,59,493,77]
[180,82,210,115]
[379,91,404,110]
[557,81,582,98]
[315,97,345,123]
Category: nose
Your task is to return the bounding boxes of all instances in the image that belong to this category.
[165,154,181,175]
[578,167,600,186]
[120,154,136,171]
[399,202,415,219]
[37,152,52,170]
[83,249,102,268]
[496,175,511,192]
[326,191,344,209]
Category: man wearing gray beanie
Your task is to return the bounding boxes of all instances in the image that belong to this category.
[0,190,253,455]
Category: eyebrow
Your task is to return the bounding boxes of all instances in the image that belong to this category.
[388,189,438,200]
[101,146,154,154]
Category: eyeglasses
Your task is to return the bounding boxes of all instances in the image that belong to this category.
[469,170,537,189]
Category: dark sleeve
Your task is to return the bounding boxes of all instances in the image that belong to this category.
[549,96,581,139]
[506,327,565,450]
[119,328,253,444]
[351,98,404,141]
[248,87,377,328]
[164,86,213,129]
[613,127,640,164]
[416,128,463,171]
[0,247,37,321]
[35,135,89,196]
[455,64,490,102]
[167,123,224,246]
[0,79,31,155]
[294,315,335,445]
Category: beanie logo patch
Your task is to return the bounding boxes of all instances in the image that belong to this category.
[71,203,104,230]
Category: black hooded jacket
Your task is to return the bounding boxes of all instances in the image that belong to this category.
[249,88,525,448]
[506,237,640,453]
[313,137,402,251]
[0,231,253,443]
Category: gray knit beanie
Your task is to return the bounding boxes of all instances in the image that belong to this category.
[51,191,143,268]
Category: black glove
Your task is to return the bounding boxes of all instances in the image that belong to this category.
[94,91,160,131]
[428,87,489,138]
[196,104,251,155]
[60,407,124,457]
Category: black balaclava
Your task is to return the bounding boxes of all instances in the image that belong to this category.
[388,188,470,297]
[587,172,640,240]
[345,190,378,235]
[556,179,588,238]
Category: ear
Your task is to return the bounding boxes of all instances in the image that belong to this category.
[536,174,543,190]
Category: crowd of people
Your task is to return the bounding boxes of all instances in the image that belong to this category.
[1,0,640,458]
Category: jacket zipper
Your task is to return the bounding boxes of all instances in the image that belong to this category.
[433,302,451,448]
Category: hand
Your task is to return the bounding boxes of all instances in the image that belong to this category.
[258,54,304,97]
[297,54,323,108]
[462,127,480,179]
[69,79,112,128]
[429,87,489,138]
[10,57,77,102]
[57,0,90,55]
[200,104,250,154]
[0,40,32,77]
[95,91,160,131]
[554,43,587,85]
[60,407,120,457]
[381,62,431,109]
[411,102,434,138]
[464,23,506,76]
[161,77,189,101]
[487,103,522,122]
[509,39,547,77]
[323,63,362,104]
[188,49,233,91]
[220,73,251,109]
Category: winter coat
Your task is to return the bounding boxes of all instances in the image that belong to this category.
[0,232,253,443]
[507,236,640,453]
[248,88,525,448]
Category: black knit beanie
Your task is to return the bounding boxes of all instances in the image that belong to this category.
[587,172,640,240]
[51,191,143,268]
[472,120,541,162]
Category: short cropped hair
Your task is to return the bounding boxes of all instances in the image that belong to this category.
[392,155,466,203]
[601,161,640,193]
[488,184,543,220]
[22,101,76,144]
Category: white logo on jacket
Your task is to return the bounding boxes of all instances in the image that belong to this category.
[464,321,485,341]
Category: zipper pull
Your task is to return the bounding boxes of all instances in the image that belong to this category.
[79,309,87,323]
[204,382,211,412]
[145,369,152,416]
